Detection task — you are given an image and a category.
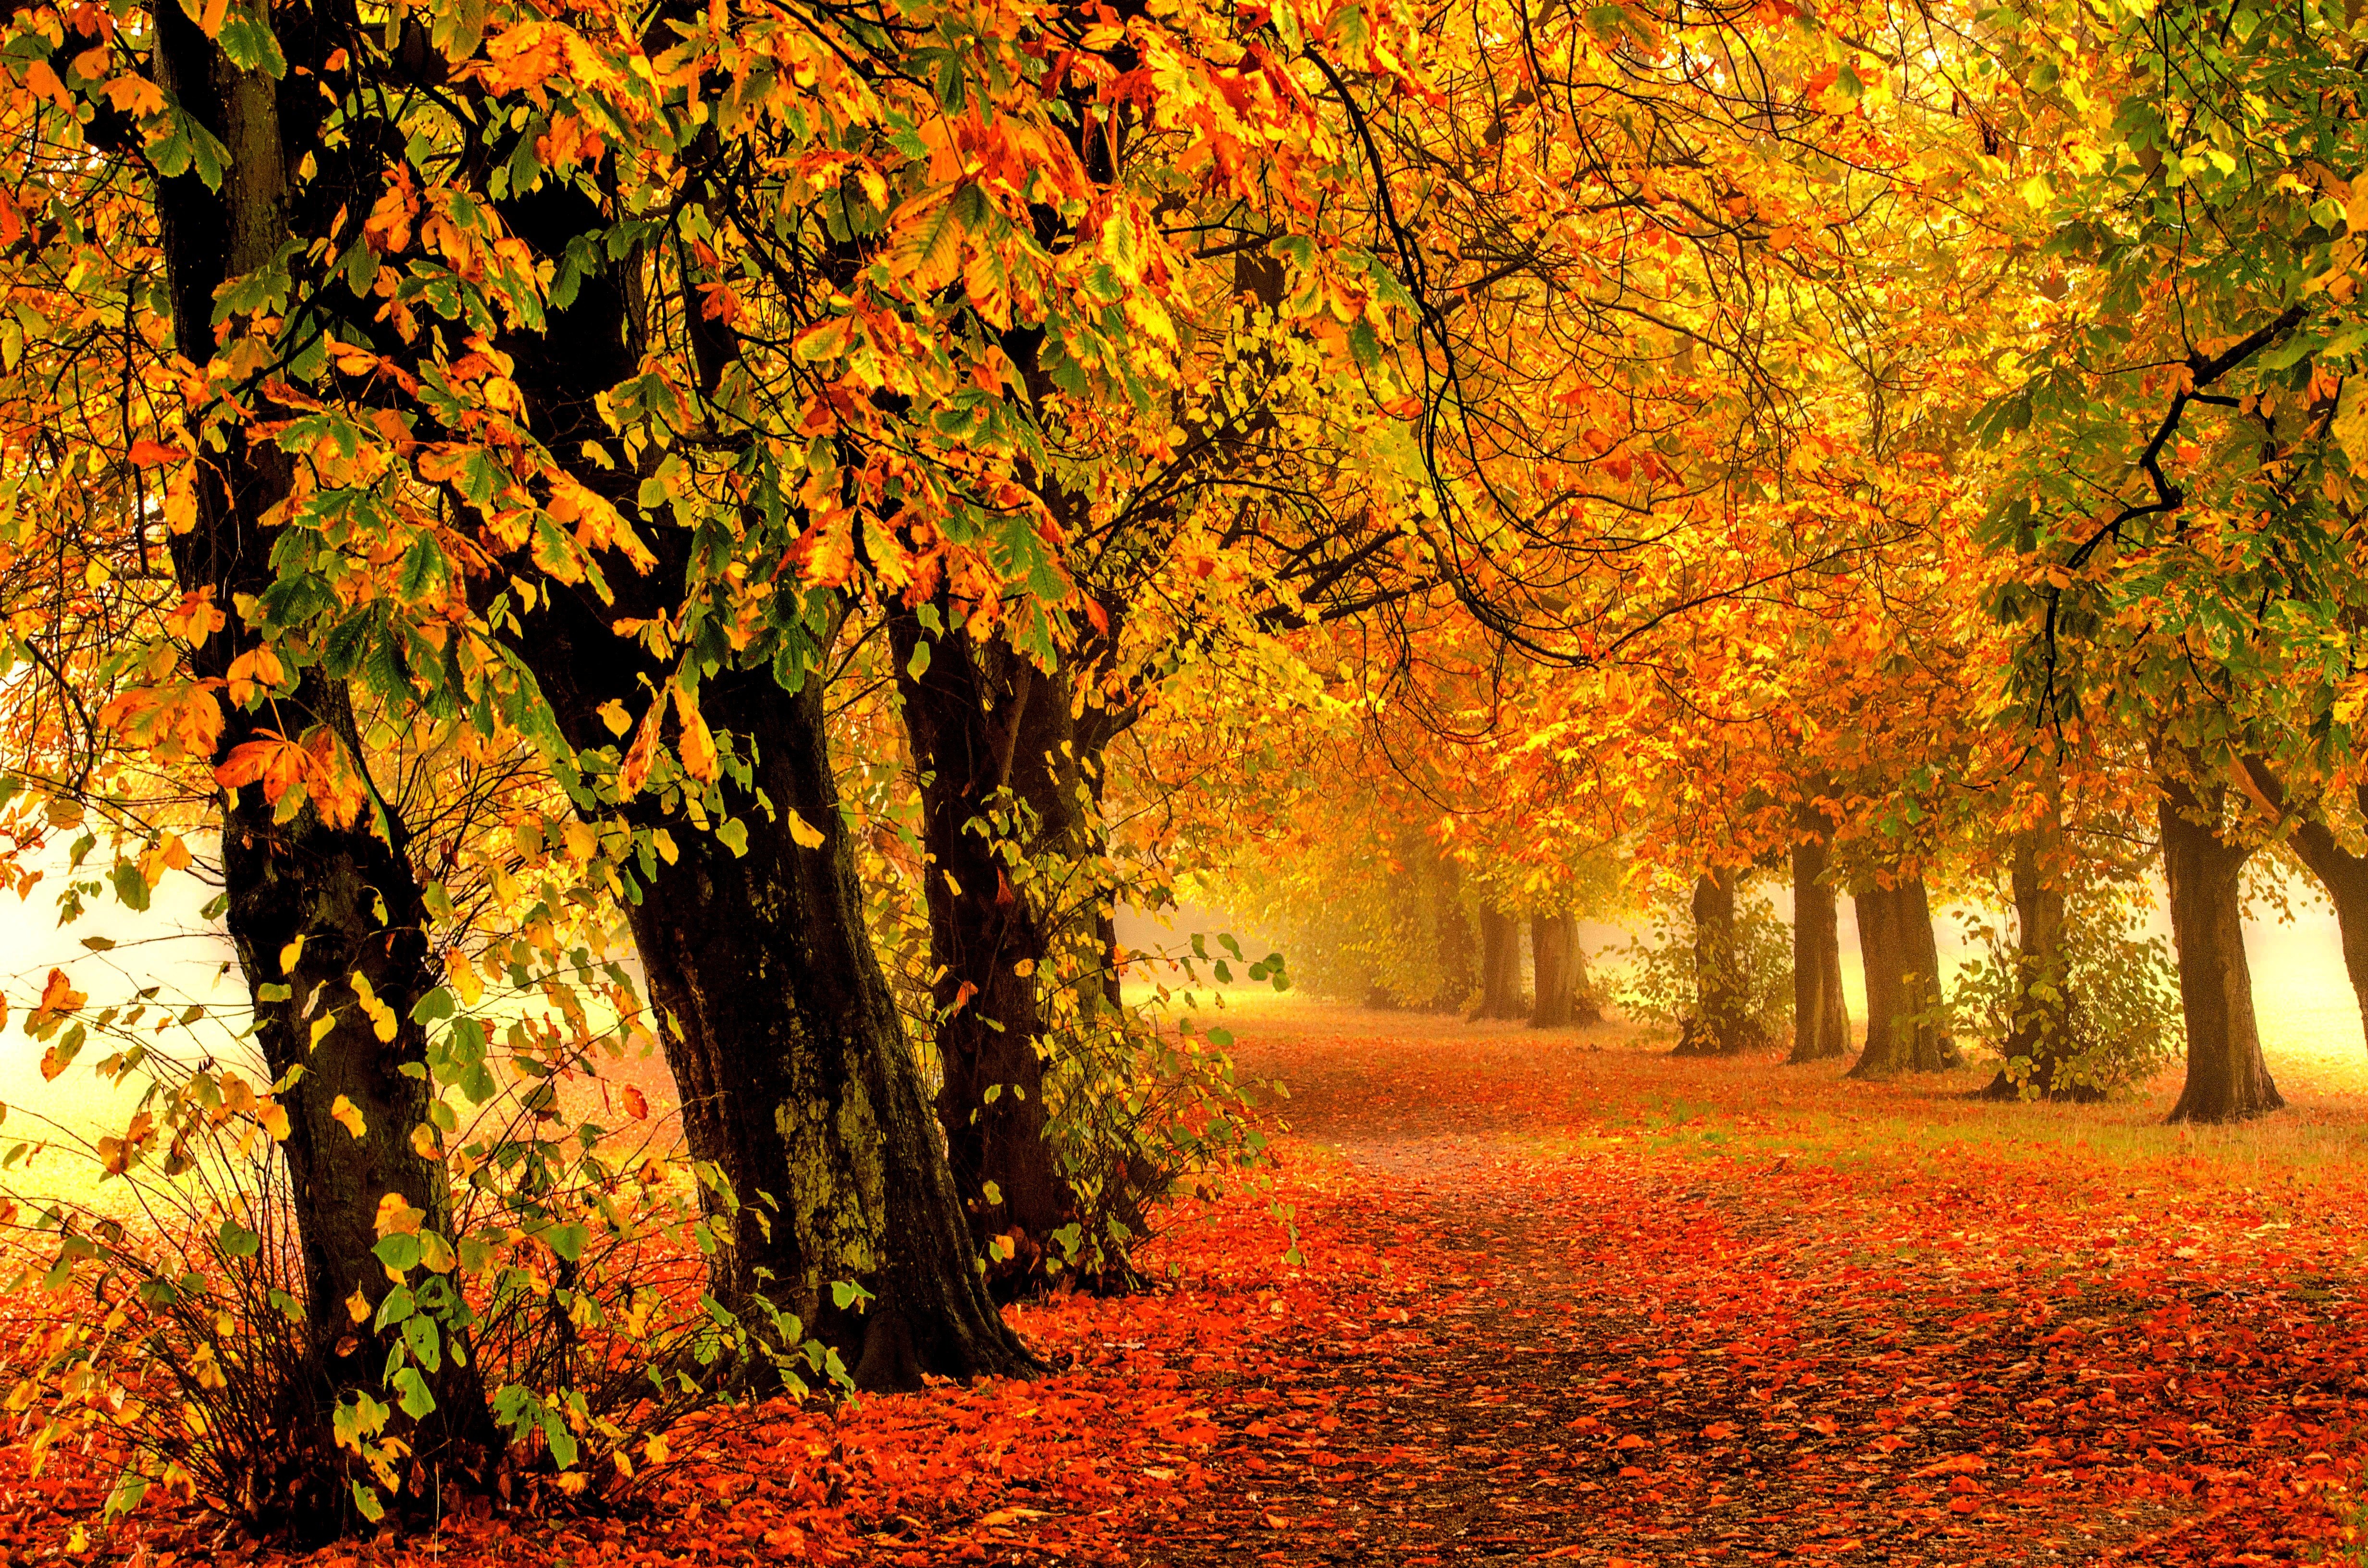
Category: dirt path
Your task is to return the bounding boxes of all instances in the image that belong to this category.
[1138,1006,2368,1566]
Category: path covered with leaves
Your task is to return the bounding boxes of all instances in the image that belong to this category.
[29,1002,2368,1566]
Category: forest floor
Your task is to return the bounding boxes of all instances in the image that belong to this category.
[31,999,2368,1567]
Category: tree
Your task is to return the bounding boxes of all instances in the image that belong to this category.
[1850,872,1956,1077]
[1788,835,1852,1063]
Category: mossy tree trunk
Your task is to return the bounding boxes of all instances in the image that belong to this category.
[496,198,1034,1386]
[2158,772,2282,1124]
[886,609,1082,1278]
[1788,838,1850,1063]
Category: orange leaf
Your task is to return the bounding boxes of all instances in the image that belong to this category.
[672,683,718,783]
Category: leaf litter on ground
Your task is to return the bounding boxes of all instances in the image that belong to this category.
[13,999,2368,1566]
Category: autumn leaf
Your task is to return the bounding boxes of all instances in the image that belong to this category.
[329,1095,367,1139]
[672,682,719,782]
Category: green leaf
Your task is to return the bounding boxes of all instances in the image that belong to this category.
[216,3,288,75]
[102,1470,148,1519]
[390,1365,437,1421]
[373,1284,416,1330]
[539,1222,589,1262]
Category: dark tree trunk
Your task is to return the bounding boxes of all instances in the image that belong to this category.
[1433,860,1479,1013]
[149,5,489,1512]
[1788,839,1850,1062]
[496,202,1033,1384]
[2158,774,2282,1124]
[1850,876,1954,1077]
[1474,909,1526,1020]
[1676,870,1762,1056]
[887,612,1077,1276]
[564,666,1035,1387]
[1530,913,1576,1029]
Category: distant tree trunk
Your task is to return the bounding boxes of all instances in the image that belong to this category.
[150,8,490,1509]
[1676,870,1762,1056]
[1474,909,1526,1019]
[1569,937,1605,1026]
[1850,875,1954,1076]
[2158,772,2282,1123]
[2240,760,2368,1053]
[1981,790,2091,1100]
[1434,859,1479,1013]
[1788,839,1850,1062]
[1530,913,1577,1028]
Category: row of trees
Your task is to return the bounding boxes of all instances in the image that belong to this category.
[0,0,2361,1540]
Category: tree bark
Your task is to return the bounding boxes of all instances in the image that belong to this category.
[1676,869,1761,1055]
[887,613,1077,1280]
[1850,875,1954,1076]
[1788,839,1850,1062]
[2158,773,2282,1123]
[1530,913,1576,1029]
[149,4,489,1513]
[1473,909,1526,1020]
[495,201,1034,1384]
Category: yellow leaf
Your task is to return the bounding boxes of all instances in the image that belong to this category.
[373,1192,425,1237]
[257,1101,291,1140]
[279,934,306,976]
[447,949,483,1008]
[410,1122,439,1160]
[345,1288,371,1323]
[597,699,632,737]
[786,809,826,850]
[330,1095,367,1139]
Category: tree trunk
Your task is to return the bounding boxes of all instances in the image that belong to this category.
[1980,798,2093,1100]
[887,612,1077,1279]
[608,670,1036,1386]
[2158,774,2282,1123]
[496,202,1033,1384]
[1676,870,1760,1056]
[1530,913,1575,1028]
[149,6,490,1514]
[1850,875,1954,1076]
[1474,909,1526,1020]
[1788,839,1850,1062]
[1433,859,1479,1014]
